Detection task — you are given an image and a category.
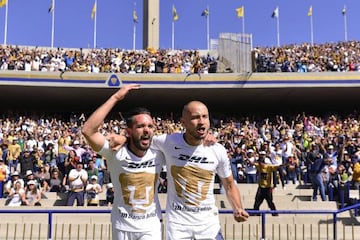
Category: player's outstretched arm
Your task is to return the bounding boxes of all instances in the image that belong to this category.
[82,84,140,152]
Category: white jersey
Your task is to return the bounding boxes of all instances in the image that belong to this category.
[152,133,232,226]
[98,140,165,232]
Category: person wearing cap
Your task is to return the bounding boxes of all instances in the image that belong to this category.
[7,138,21,173]
[105,183,114,207]
[22,179,41,206]
[66,161,88,206]
[82,84,165,240]
[253,152,283,216]
[85,175,102,206]
[63,139,91,164]
[4,171,24,197]
[24,169,44,191]
[244,149,258,183]
[324,144,338,174]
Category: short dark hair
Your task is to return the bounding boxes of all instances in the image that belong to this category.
[125,107,152,127]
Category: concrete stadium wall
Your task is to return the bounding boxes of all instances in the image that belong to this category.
[1,71,360,114]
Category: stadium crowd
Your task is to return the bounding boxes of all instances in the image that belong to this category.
[0,111,360,206]
[2,40,360,74]
[254,40,360,72]
[0,45,217,74]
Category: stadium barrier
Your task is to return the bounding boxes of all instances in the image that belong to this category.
[0,203,359,240]
[218,33,252,73]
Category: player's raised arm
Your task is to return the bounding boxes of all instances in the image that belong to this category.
[82,84,140,152]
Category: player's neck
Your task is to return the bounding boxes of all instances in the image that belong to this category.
[183,133,203,146]
[127,144,146,157]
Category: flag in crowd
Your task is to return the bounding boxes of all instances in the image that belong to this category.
[201,8,209,17]
[48,1,54,13]
[236,6,244,18]
[91,1,97,20]
[133,9,138,23]
[172,5,178,22]
[0,0,6,8]
[271,6,279,18]
[307,6,312,17]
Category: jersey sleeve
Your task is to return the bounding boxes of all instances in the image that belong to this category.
[214,144,233,179]
[151,134,166,151]
[98,140,113,161]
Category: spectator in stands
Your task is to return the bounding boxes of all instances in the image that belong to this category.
[0,158,10,198]
[26,135,37,153]
[34,165,50,192]
[352,159,360,194]
[85,175,102,206]
[4,171,24,198]
[64,150,78,173]
[337,163,350,203]
[1,143,8,164]
[66,161,88,206]
[6,180,25,206]
[286,154,300,185]
[57,130,70,178]
[93,154,107,186]
[253,152,280,216]
[270,142,286,189]
[230,146,245,183]
[64,140,90,163]
[106,182,114,207]
[44,143,57,168]
[86,158,98,181]
[24,170,36,186]
[19,149,35,177]
[22,180,41,206]
[33,147,45,171]
[7,138,21,172]
[307,144,329,201]
[49,168,63,192]
[244,149,258,183]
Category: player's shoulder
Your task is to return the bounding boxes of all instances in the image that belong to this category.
[153,132,182,144]
[206,142,227,151]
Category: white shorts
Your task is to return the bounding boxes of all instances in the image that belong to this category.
[112,226,162,240]
[166,221,223,240]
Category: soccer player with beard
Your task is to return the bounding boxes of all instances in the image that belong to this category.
[82,84,165,240]
[151,101,249,239]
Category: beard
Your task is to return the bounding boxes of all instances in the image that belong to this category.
[131,135,152,151]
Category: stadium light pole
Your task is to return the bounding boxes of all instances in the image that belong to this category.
[3,0,8,45]
[343,6,348,42]
[51,0,55,48]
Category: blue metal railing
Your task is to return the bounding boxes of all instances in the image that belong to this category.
[0,203,359,240]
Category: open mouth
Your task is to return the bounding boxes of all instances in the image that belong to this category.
[140,136,150,145]
[197,127,206,134]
